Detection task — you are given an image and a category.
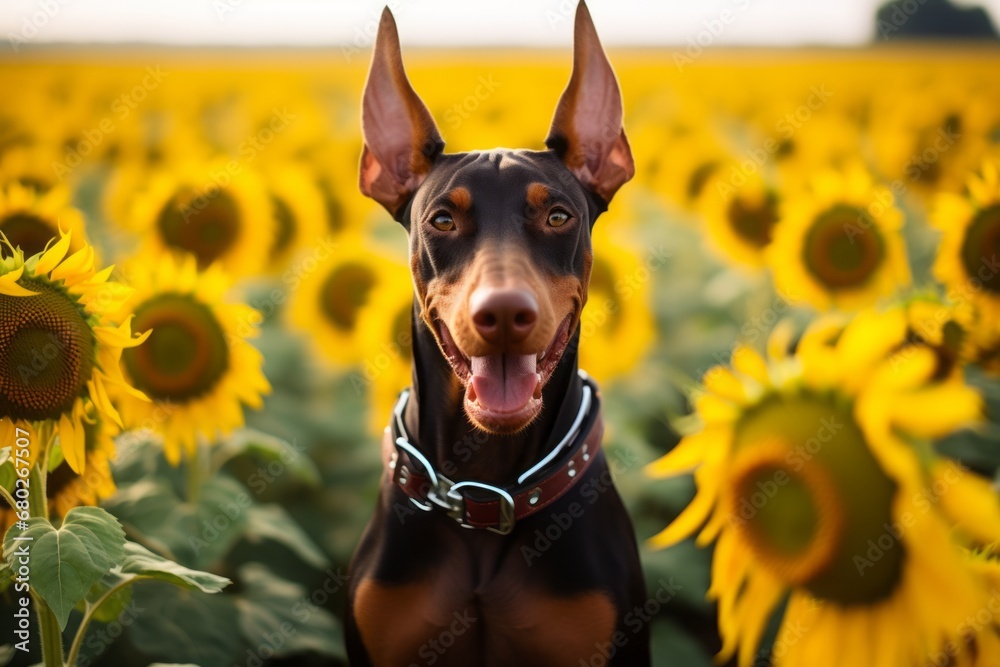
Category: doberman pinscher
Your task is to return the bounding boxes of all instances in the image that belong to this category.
[346,3,650,665]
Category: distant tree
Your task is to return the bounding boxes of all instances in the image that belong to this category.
[874,0,999,40]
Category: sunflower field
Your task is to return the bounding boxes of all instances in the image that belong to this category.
[0,40,999,667]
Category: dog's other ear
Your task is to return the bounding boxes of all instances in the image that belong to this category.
[546,1,634,204]
[360,8,444,217]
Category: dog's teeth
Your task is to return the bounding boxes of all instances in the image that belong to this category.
[533,380,543,399]
[539,349,546,360]
[467,384,477,402]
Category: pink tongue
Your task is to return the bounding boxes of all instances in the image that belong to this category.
[470,354,539,413]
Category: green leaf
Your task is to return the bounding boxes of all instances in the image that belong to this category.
[119,542,230,594]
[650,619,713,667]
[63,507,126,567]
[47,440,64,473]
[235,563,345,660]
[130,581,242,666]
[111,430,174,484]
[0,450,15,496]
[244,505,329,569]
[4,507,125,629]
[85,575,134,624]
[214,429,320,488]
[104,475,249,569]
[640,544,712,615]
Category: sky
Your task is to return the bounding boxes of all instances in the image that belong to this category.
[1,0,999,48]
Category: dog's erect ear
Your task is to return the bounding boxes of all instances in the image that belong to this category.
[546,1,634,204]
[359,8,444,217]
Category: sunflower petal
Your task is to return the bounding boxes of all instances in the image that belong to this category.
[934,460,1000,546]
[0,265,37,296]
[836,308,907,386]
[648,468,719,549]
[88,377,123,428]
[704,366,749,403]
[33,231,71,275]
[888,383,982,437]
[732,345,770,386]
[49,244,93,283]
[646,431,712,478]
[59,410,87,474]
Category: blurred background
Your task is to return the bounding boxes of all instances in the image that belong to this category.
[0,1,998,665]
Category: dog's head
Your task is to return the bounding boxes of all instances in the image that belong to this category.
[358,2,633,434]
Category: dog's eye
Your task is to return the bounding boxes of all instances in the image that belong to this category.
[547,209,571,228]
[431,213,455,231]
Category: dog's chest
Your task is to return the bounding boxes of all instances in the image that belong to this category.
[353,546,617,667]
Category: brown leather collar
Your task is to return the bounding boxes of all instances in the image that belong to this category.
[382,371,603,535]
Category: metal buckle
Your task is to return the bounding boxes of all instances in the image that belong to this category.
[447,481,516,535]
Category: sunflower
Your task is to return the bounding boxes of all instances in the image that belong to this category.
[869,83,993,197]
[900,295,976,380]
[308,142,382,236]
[287,237,404,367]
[113,253,271,464]
[0,182,89,260]
[932,159,1000,324]
[773,112,864,190]
[698,167,781,270]
[261,161,327,273]
[101,122,212,229]
[0,231,148,473]
[631,120,730,214]
[578,220,656,383]
[0,142,63,193]
[130,159,274,278]
[768,164,911,311]
[969,325,1000,375]
[646,309,1000,667]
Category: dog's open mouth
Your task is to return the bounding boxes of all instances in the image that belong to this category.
[436,315,574,432]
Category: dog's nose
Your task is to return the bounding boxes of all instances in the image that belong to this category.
[470,287,538,346]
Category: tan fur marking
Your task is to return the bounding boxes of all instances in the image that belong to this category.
[496,591,618,666]
[548,273,586,331]
[409,252,425,301]
[447,186,472,212]
[356,577,617,666]
[354,579,441,667]
[526,182,550,209]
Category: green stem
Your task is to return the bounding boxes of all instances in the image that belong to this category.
[28,425,63,667]
[26,452,46,532]
[31,592,65,667]
[186,438,206,504]
[30,424,54,520]
[65,576,150,667]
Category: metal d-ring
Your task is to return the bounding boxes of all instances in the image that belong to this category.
[394,437,435,512]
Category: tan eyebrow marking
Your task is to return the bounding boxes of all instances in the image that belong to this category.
[526,182,550,209]
[447,186,472,212]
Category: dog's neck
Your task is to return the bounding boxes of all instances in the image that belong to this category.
[403,302,585,486]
